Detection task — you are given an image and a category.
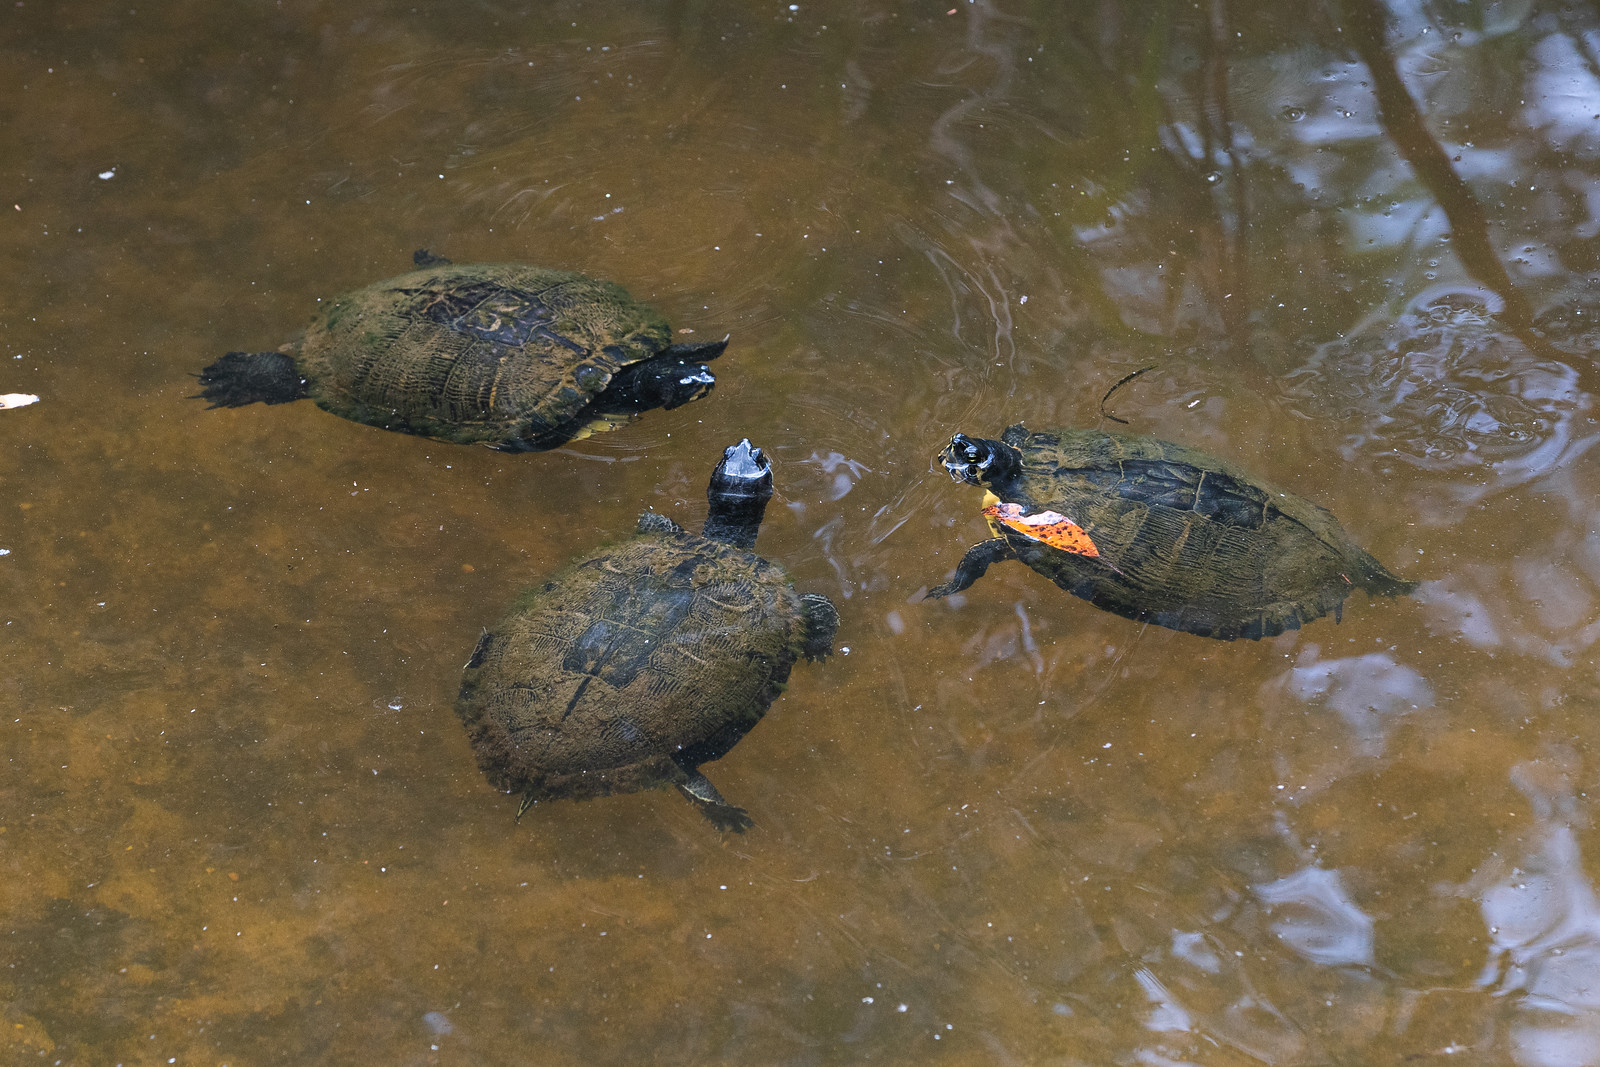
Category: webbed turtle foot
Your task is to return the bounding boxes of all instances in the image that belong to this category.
[637,510,684,536]
[194,351,308,408]
[676,772,753,832]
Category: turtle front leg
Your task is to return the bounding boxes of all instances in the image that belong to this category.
[798,593,840,661]
[926,537,1016,599]
[675,769,753,832]
[661,335,729,364]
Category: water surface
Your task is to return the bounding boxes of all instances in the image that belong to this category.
[6,1,1600,1063]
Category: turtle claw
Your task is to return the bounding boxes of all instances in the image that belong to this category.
[515,790,537,822]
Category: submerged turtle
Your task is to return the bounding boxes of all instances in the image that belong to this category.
[926,425,1416,640]
[455,439,839,830]
[196,250,727,451]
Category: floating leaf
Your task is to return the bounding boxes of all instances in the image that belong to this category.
[983,501,1102,558]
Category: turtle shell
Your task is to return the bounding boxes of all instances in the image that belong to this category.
[454,516,815,811]
[978,425,1415,640]
[297,262,672,448]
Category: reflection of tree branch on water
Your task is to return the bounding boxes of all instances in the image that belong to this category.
[1150,0,1256,356]
[1203,0,1251,347]
[1340,0,1533,328]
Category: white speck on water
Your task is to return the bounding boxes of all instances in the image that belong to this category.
[898,1003,908,1012]
[0,393,41,408]
[863,996,874,1003]
[840,646,850,655]
[98,168,116,180]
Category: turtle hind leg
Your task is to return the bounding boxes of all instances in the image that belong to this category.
[925,537,1016,599]
[194,351,307,408]
[675,771,753,833]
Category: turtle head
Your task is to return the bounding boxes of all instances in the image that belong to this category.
[660,365,716,409]
[939,433,1020,487]
[653,335,729,409]
[703,439,773,549]
[594,347,720,414]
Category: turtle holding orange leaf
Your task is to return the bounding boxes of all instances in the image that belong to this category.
[926,424,1415,640]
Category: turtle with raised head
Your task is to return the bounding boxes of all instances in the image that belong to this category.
[927,425,1416,640]
[196,250,727,451]
[455,440,839,830]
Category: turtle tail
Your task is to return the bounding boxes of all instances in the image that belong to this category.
[194,351,308,408]
[1350,548,1418,599]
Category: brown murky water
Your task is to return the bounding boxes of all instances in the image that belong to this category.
[6,1,1600,1063]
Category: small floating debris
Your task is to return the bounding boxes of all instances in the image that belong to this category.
[0,394,40,409]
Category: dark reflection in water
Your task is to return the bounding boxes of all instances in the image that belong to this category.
[7,0,1600,1063]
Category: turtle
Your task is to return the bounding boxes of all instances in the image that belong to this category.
[196,249,728,451]
[925,424,1416,640]
[454,439,839,831]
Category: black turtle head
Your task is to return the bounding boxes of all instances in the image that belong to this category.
[650,335,729,410]
[938,433,1020,487]
[703,439,773,549]
[598,350,719,414]
[660,364,716,409]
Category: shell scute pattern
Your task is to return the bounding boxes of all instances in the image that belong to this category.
[455,531,805,800]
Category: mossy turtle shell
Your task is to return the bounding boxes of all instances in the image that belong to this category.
[937,425,1415,640]
[455,514,826,824]
[299,262,674,448]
